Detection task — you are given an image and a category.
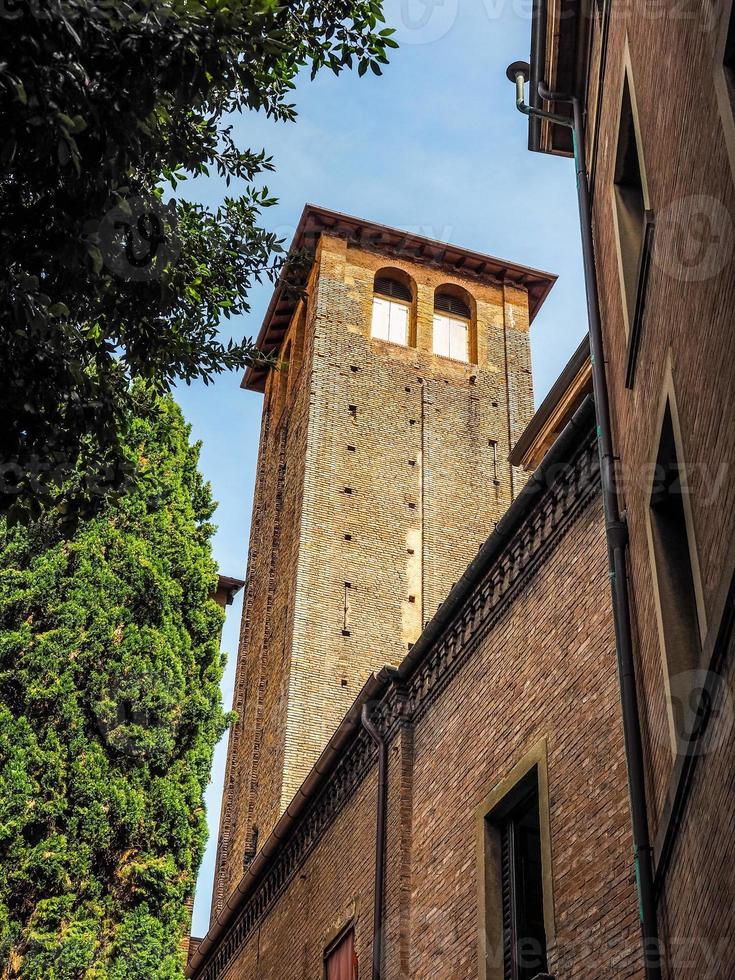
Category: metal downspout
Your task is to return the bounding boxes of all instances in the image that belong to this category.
[362,703,388,980]
[509,66,661,979]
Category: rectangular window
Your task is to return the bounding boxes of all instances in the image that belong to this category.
[480,750,553,980]
[342,582,352,636]
[489,439,499,485]
[649,402,702,746]
[371,297,408,346]
[497,776,548,980]
[613,74,646,333]
[433,313,469,362]
[325,928,357,980]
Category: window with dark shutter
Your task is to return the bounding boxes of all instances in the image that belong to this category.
[500,825,515,980]
[649,399,703,751]
[497,779,548,980]
[325,927,358,980]
[613,75,648,332]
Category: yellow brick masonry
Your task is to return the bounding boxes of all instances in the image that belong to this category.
[211,231,536,919]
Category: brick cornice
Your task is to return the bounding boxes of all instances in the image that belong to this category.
[191,416,600,980]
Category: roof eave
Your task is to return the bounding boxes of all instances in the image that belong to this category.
[242,204,559,392]
[527,0,590,157]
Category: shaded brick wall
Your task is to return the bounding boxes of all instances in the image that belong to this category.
[222,769,379,980]
[212,232,536,915]
[212,292,314,918]
[585,6,735,974]
[208,471,644,980]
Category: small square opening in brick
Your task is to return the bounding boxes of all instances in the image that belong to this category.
[407,548,415,555]
[347,445,356,452]
[350,366,360,373]
[341,678,349,687]
[408,502,416,510]
[344,533,353,541]
[408,595,416,604]
[408,459,416,466]
[341,629,351,637]
[344,487,353,495]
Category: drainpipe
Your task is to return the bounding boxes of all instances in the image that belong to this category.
[361,703,388,980]
[505,63,661,980]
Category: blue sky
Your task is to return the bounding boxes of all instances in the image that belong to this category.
[178,0,587,936]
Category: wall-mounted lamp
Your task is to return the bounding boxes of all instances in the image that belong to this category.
[505,60,572,131]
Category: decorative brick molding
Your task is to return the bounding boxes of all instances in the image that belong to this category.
[200,731,377,980]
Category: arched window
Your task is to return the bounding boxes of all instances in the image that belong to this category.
[433,288,472,362]
[371,273,412,347]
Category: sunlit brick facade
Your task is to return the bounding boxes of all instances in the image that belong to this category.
[209,207,554,922]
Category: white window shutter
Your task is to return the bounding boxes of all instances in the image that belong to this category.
[371,297,391,341]
[433,314,450,358]
[389,303,409,346]
[449,318,468,362]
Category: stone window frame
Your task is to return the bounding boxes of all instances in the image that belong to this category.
[644,354,709,761]
[714,0,735,184]
[609,40,652,343]
[475,739,555,980]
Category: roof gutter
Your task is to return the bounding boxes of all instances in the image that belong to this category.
[528,0,547,151]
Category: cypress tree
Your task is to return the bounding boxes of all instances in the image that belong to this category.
[0,389,229,979]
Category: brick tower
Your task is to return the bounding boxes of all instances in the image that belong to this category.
[210,205,556,917]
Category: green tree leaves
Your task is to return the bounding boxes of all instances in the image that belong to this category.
[0,389,229,979]
[0,0,395,523]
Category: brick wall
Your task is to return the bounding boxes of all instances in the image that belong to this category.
[211,291,313,917]
[585,5,735,973]
[211,231,536,916]
[194,425,645,980]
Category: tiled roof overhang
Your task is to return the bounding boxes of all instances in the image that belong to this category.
[242,204,558,392]
[527,0,590,156]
